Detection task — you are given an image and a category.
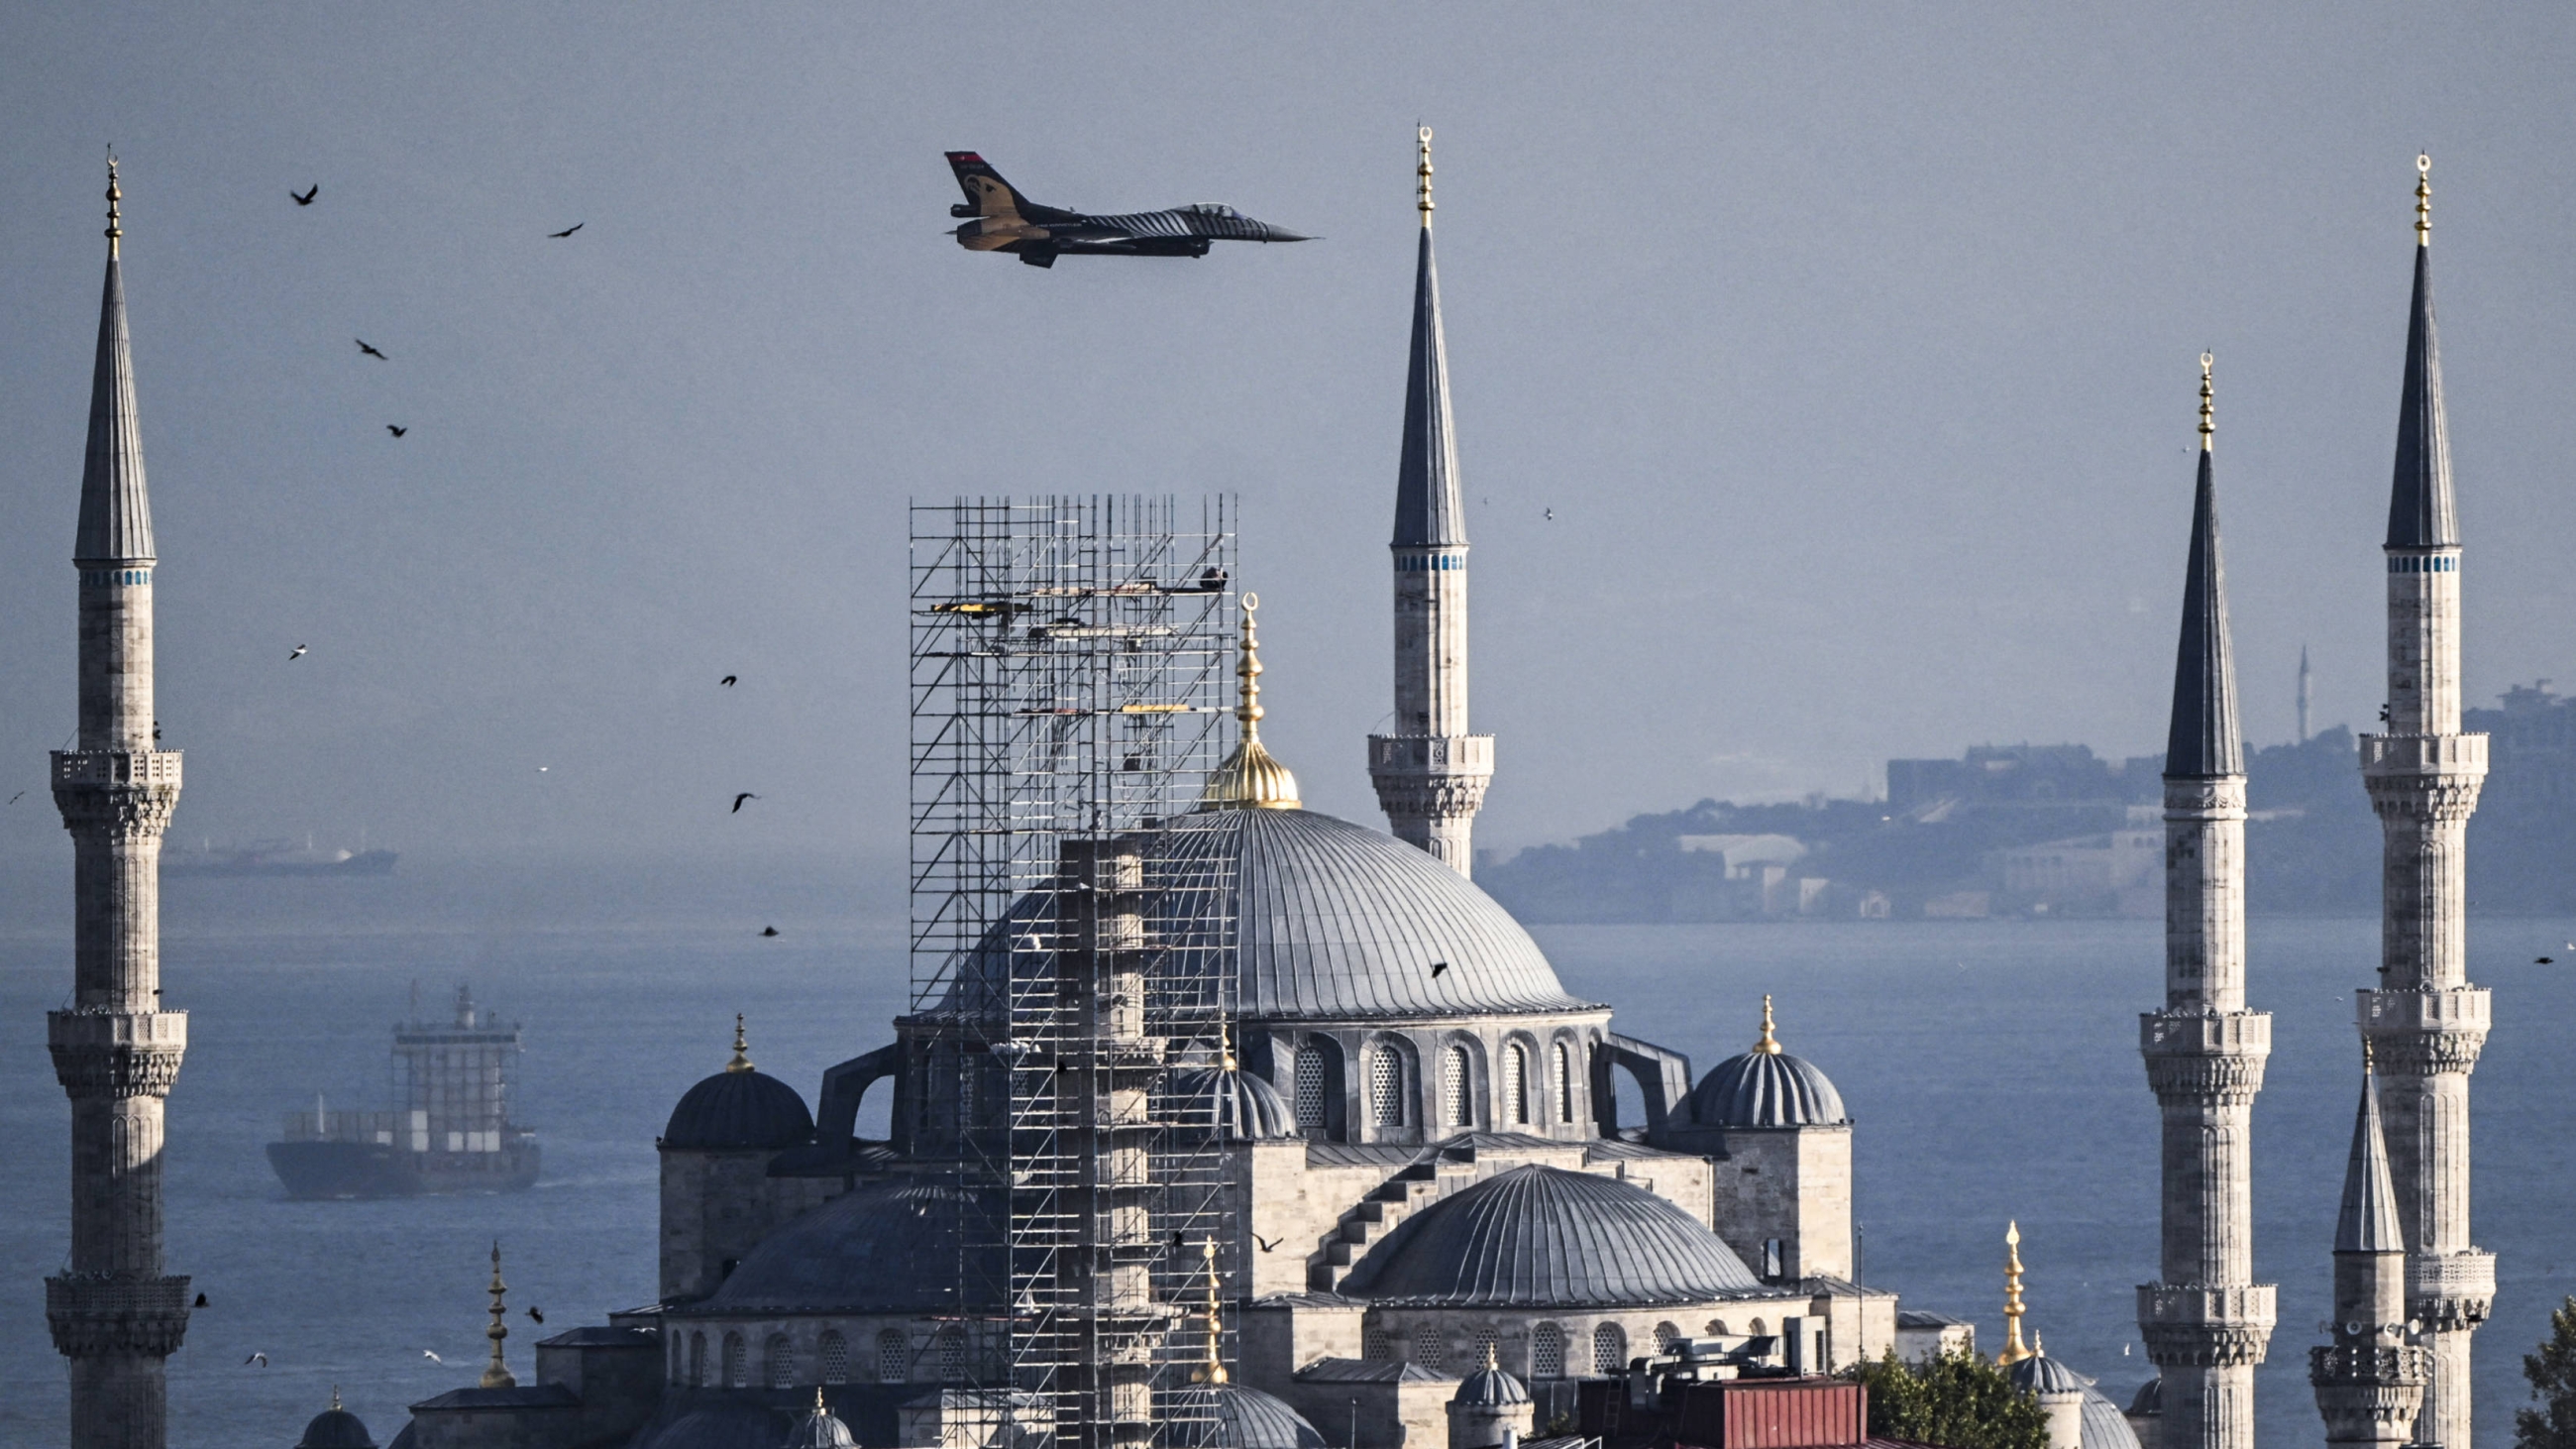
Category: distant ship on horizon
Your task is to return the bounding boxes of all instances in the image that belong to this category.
[165,835,397,878]
[266,984,539,1199]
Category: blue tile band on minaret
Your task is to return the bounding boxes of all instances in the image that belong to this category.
[1369,128,1493,877]
[49,157,192,1449]
[2139,354,2275,1449]
[2357,154,2492,1449]
[2310,1053,2427,1449]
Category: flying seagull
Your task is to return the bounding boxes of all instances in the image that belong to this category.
[421,1350,444,1364]
[2538,956,2556,965]
[526,1306,544,1324]
[291,184,319,206]
[731,793,758,814]
[288,644,308,660]
[244,1353,268,1368]
[7,792,23,805]
[1253,1234,1281,1253]
[356,339,387,360]
[1544,508,1555,521]
[759,926,780,938]
[548,222,584,239]
[1429,960,1449,978]
[386,425,407,438]
[719,675,737,687]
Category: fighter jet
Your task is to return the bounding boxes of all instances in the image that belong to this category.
[945,153,1311,268]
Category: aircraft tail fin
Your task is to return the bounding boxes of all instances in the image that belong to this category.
[945,152,1029,219]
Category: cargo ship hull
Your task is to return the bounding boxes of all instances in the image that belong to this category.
[267,1138,540,1199]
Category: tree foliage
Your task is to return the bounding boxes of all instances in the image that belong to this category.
[1847,1348,2050,1449]
[2518,1296,2576,1449]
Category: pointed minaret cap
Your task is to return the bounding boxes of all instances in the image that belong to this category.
[2165,354,2242,779]
[1393,131,1465,550]
[2335,1043,2405,1254]
[726,1014,755,1072]
[2387,154,2458,549]
[75,150,157,566]
[1997,1221,2034,1365]
[1200,595,1301,811]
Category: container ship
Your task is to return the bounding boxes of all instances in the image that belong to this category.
[266,985,539,1198]
[166,836,397,877]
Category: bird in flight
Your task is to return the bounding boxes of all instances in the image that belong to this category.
[2538,956,2556,965]
[288,644,308,661]
[526,1306,545,1324]
[356,339,387,360]
[291,184,319,206]
[760,926,780,938]
[421,1350,444,1364]
[194,1291,209,1307]
[548,222,584,239]
[719,675,738,688]
[1544,508,1555,521]
[7,792,23,805]
[386,425,407,438]
[536,765,549,773]
[1429,960,1449,978]
[732,793,759,814]
[1253,1234,1281,1253]
[244,1353,268,1368]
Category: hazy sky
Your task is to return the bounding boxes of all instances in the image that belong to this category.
[4,4,2572,864]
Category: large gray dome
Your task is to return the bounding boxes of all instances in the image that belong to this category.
[942,809,1592,1025]
[698,1178,1001,1314]
[1337,1164,1761,1307]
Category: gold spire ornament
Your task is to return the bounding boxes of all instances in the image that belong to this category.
[1191,1236,1229,1384]
[481,1241,517,1389]
[2199,352,2215,453]
[1997,1221,2033,1365]
[1417,127,1435,227]
[1198,594,1301,810]
[726,1014,754,1073]
[105,150,122,259]
[1754,995,1782,1055]
[2415,153,2431,247]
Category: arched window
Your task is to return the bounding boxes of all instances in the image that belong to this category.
[819,1330,848,1386]
[1749,1317,1769,1335]
[1553,1043,1574,1123]
[722,1331,747,1389]
[1503,1045,1529,1125]
[1531,1323,1565,1380]
[766,1333,796,1389]
[1294,1046,1327,1131]
[688,1332,705,1387]
[1593,1323,1628,1375]
[937,1326,967,1383]
[1441,1046,1470,1128]
[877,1329,908,1384]
[1363,1326,1394,1361]
[1471,1325,1500,1369]
[1413,1324,1447,1370]
[1655,1322,1683,1355]
[1705,1319,1731,1338]
[1369,1048,1405,1129]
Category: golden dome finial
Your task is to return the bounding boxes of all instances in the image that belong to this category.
[2199,352,2215,454]
[1754,995,1782,1055]
[330,1386,342,1412]
[1416,126,1435,228]
[814,1387,829,1414]
[1220,1020,1238,1072]
[1191,1236,1229,1384]
[2415,153,2431,247]
[1199,594,1301,810]
[1997,1220,2033,1365]
[726,1013,754,1073]
[105,149,122,259]
[481,1241,517,1389]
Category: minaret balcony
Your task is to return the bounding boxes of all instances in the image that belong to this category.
[2139,1011,2270,1102]
[45,1274,193,1359]
[2357,989,2489,1073]
[48,1009,188,1098]
[1366,733,1493,777]
[2358,732,2487,778]
[2404,1250,2495,1329]
[52,748,182,789]
[2137,1283,2277,1367]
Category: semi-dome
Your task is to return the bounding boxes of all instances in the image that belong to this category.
[663,1019,814,1152]
[1685,998,1847,1128]
[1336,1164,1761,1307]
[296,1394,376,1449]
[1162,1384,1330,1449]
[2009,1353,2092,1394]
[698,1177,1002,1314]
[1173,1064,1298,1141]
[942,808,1592,1026]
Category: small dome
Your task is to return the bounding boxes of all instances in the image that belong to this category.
[1450,1355,1532,1407]
[2081,1388,2144,1449]
[1163,1384,1330,1449]
[665,1019,814,1151]
[783,1392,858,1449]
[1338,1164,1761,1307]
[296,1400,376,1449]
[701,1177,1002,1314]
[1686,998,1847,1128]
[2009,1353,2092,1394]
[1173,1065,1298,1141]
[2125,1377,2162,1416]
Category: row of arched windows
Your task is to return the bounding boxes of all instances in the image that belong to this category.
[677,1326,967,1388]
[1300,1036,1584,1138]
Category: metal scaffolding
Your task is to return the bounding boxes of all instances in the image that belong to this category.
[910,497,1241,1449]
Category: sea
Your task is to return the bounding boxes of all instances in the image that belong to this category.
[0,853,2569,1449]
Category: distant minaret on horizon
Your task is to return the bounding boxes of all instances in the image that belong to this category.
[49,155,193,1449]
[2356,154,2493,1449]
[2299,644,2313,744]
[2138,353,2274,1449]
[1367,126,1492,876]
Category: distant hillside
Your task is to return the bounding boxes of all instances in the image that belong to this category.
[1481,686,2576,922]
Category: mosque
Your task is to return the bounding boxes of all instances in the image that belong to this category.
[39,137,2485,1449]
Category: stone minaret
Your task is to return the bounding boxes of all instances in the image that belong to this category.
[1367,127,1492,877]
[2300,645,2314,745]
[49,157,191,1449]
[2357,154,2492,1449]
[2138,355,2274,1449]
[2311,1048,2428,1449]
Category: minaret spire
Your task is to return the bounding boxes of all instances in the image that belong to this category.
[1201,594,1301,811]
[51,157,191,1449]
[1998,1221,2033,1367]
[1369,127,1493,875]
[2359,150,2492,1449]
[481,1242,516,1389]
[2311,1046,2427,1449]
[2141,355,2274,1449]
